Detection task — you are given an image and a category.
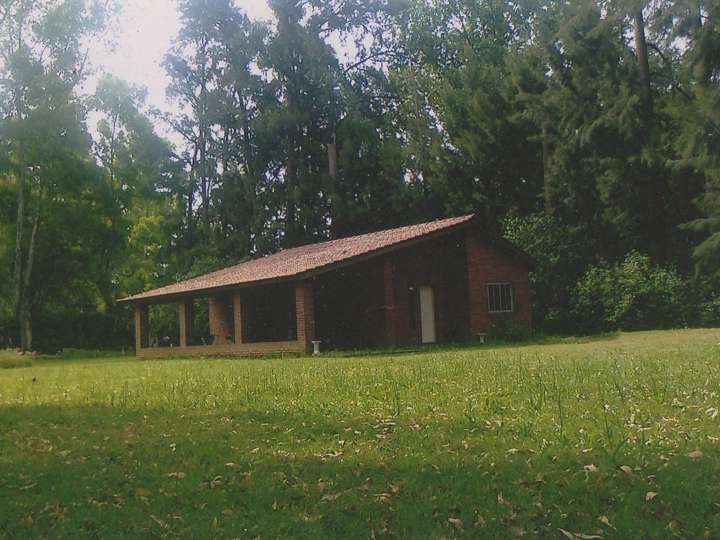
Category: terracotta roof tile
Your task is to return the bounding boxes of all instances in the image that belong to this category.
[122,214,474,302]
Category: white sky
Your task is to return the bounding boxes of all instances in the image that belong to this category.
[86,0,274,117]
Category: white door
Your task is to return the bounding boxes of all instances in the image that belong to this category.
[419,286,437,344]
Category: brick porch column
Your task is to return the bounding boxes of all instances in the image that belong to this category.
[134,304,149,352]
[295,281,315,354]
[209,296,234,345]
[233,292,243,344]
[179,300,193,347]
[383,258,397,348]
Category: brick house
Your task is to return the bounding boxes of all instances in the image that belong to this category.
[121,215,533,358]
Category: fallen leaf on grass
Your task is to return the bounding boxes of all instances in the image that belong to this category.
[688,450,703,459]
[165,472,186,479]
[448,517,463,531]
[497,493,513,508]
[646,491,658,501]
[210,475,223,488]
[598,516,615,529]
[584,464,598,473]
[558,528,603,539]
[321,490,350,503]
[507,448,536,455]
[150,515,168,529]
[619,465,633,475]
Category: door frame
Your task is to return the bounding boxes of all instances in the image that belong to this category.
[418,285,437,344]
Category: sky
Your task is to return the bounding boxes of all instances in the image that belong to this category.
[86,0,274,117]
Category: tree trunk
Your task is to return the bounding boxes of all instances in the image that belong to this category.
[327,132,341,236]
[13,169,24,325]
[19,205,40,352]
[633,7,653,115]
[541,122,553,215]
[327,135,338,181]
[286,151,298,245]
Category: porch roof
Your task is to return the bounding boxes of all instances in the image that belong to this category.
[121,215,476,303]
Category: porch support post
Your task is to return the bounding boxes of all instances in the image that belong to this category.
[179,300,193,347]
[295,280,315,354]
[233,292,243,344]
[383,258,397,348]
[134,304,149,352]
[209,296,233,345]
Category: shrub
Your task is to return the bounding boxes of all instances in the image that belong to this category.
[699,296,720,327]
[503,214,590,333]
[490,318,534,342]
[571,252,685,333]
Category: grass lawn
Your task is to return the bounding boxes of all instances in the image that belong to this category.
[1,329,720,538]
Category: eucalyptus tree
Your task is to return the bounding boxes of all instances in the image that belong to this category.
[91,75,183,305]
[0,0,112,351]
[652,1,720,281]
[384,0,545,228]
[165,0,272,263]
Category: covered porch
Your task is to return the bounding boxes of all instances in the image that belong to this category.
[133,280,316,358]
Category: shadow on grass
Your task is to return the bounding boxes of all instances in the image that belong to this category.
[327,332,623,358]
[0,403,716,539]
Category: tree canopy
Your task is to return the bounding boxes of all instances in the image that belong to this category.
[0,0,719,350]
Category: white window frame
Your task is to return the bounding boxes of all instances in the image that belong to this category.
[487,282,514,313]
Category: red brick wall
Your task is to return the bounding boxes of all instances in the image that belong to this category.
[383,259,399,347]
[465,229,532,336]
[381,233,468,347]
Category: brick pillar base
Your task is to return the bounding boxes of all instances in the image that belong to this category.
[134,304,149,352]
[233,292,243,345]
[179,301,193,347]
[296,281,315,354]
[209,296,234,345]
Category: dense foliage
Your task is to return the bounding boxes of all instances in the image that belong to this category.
[0,0,719,350]
[571,252,687,333]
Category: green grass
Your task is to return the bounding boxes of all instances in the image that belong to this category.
[1,329,720,538]
[0,351,33,369]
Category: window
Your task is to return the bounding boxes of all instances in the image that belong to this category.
[487,283,514,313]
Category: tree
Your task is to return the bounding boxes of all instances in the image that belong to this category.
[0,0,110,351]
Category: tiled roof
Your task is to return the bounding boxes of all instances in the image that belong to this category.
[122,214,475,302]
